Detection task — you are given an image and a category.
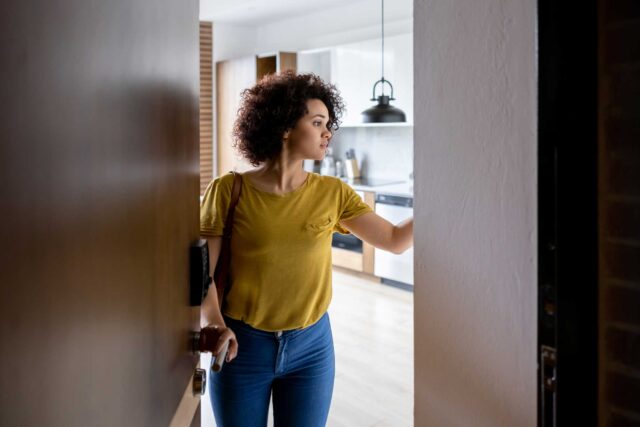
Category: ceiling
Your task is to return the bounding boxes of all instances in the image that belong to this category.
[200,0,373,25]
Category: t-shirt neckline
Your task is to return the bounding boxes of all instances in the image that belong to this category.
[242,172,312,198]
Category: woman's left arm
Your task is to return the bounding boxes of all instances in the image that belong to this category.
[339,212,413,254]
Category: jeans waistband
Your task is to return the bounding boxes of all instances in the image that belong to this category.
[223,313,328,340]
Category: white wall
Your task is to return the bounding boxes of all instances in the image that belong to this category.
[330,126,413,182]
[413,0,537,425]
[212,23,257,63]
[211,0,412,62]
[331,33,413,125]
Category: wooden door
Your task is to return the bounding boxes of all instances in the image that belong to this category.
[0,1,202,425]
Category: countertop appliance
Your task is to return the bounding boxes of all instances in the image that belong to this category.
[331,233,363,253]
[344,149,361,179]
[374,193,414,287]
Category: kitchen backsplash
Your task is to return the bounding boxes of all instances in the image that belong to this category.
[329,126,413,182]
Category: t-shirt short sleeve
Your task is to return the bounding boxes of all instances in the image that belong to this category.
[200,174,233,237]
[334,179,373,234]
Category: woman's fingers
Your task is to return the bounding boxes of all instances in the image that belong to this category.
[200,326,222,353]
[227,339,238,362]
[214,329,238,362]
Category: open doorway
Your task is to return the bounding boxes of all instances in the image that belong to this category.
[198,0,415,425]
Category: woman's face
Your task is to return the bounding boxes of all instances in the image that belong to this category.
[284,99,333,161]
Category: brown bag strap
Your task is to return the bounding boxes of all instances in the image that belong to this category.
[213,171,242,309]
[223,172,243,239]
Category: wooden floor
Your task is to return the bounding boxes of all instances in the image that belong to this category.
[203,268,414,427]
[326,269,414,427]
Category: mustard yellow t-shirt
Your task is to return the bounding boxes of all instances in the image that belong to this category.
[200,172,372,331]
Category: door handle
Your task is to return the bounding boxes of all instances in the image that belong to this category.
[192,367,207,396]
[190,328,227,397]
[169,361,206,426]
[190,331,206,396]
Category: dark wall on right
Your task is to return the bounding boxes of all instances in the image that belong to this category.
[598,1,640,426]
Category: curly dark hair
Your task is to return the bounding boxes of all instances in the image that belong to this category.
[232,70,345,166]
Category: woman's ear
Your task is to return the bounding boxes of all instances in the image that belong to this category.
[282,129,290,142]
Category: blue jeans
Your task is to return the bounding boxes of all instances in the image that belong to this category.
[209,313,335,427]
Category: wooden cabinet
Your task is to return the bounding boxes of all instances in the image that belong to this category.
[362,191,376,274]
[331,190,376,274]
[331,247,365,271]
[256,52,296,81]
[216,52,296,175]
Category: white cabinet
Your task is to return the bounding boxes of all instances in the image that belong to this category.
[374,199,414,285]
[297,33,413,127]
[297,49,332,84]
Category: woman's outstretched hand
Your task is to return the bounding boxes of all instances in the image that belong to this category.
[339,213,414,255]
[200,324,238,362]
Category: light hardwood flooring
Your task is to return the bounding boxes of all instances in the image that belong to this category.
[203,268,414,427]
[326,269,414,427]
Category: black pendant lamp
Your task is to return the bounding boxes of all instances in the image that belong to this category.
[361,0,406,123]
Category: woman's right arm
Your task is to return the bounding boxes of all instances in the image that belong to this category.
[200,236,238,361]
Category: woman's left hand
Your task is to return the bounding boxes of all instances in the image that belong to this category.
[200,324,238,362]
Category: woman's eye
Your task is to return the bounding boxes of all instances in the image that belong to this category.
[313,121,322,126]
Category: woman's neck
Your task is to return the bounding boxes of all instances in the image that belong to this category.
[249,159,308,194]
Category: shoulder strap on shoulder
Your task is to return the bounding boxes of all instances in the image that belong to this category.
[222,172,243,238]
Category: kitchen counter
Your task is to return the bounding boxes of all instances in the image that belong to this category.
[345,180,414,198]
[369,181,414,198]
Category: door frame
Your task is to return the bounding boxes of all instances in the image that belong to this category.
[537,1,599,425]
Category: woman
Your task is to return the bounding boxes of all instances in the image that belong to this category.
[200,70,413,427]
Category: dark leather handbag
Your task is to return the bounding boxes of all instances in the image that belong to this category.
[212,171,243,309]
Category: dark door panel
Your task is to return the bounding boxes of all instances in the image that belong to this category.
[538,1,598,425]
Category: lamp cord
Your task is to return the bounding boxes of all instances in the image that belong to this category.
[381,0,385,95]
